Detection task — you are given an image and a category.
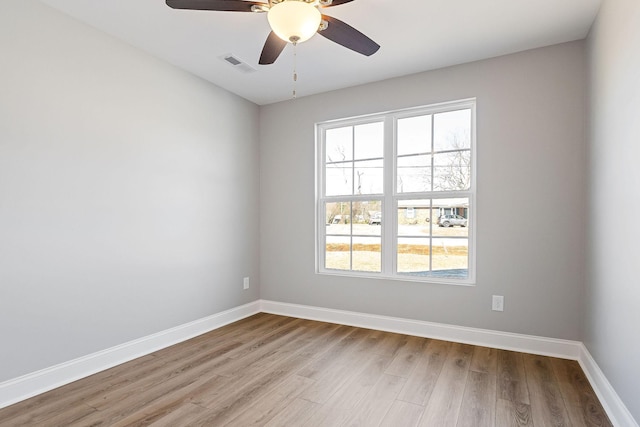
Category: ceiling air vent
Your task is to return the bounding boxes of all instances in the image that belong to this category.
[220,54,256,73]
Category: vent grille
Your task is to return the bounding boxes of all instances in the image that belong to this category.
[224,55,242,66]
[220,54,256,73]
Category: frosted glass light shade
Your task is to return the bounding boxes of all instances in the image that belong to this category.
[267,1,322,43]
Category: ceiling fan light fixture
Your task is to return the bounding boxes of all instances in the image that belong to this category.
[267,0,322,44]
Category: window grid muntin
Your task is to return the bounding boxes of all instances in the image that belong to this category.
[395,196,471,279]
[324,199,383,273]
[323,121,385,198]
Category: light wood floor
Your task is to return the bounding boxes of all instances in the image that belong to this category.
[0,313,612,426]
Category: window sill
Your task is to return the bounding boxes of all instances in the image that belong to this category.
[316,269,476,286]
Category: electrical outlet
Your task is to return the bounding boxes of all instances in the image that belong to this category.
[243,277,250,290]
[492,295,504,312]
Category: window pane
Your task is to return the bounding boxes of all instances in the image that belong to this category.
[352,200,382,235]
[433,150,471,191]
[398,115,432,156]
[325,202,351,235]
[434,109,471,152]
[433,198,469,234]
[354,159,383,195]
[398,199,432,237]
[358,200,382,229]
[431,237,468,278]
[326,162,353,196]
[354,122,384,160]
[397,236,431,274]
[397,155,431,193]
[326,127,353,162]
[353,237,381,272]
[325,235,350,271]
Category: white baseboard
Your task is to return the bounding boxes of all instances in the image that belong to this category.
[260,299,638,427]
[578,345,639,427]
[259,300,582,359]
[2,299,636,427]
[0,301,261,410]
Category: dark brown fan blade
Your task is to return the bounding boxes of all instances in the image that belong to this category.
[319,15,380,56]
[166,0,264,12]
[321,0,355,7]
[259,31,288,65]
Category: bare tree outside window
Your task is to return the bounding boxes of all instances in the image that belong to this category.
[433,128,471,192]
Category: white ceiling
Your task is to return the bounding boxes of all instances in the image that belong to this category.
[40,0,602,105]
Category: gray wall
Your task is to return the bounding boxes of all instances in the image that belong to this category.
[1,1,637,418]
[260,41,587,341]
[0,1,260,382]
[587,0,640,421]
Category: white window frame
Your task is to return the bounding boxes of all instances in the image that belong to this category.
[315,99,476,285]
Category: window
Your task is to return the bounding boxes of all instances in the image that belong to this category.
[316,99,476,284]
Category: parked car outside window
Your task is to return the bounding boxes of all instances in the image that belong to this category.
[369,212,381,225]
[437,214,467,227]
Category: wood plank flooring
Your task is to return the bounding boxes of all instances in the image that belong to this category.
[0,313,612,426]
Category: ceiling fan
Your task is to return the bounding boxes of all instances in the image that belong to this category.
[166,0,380,65]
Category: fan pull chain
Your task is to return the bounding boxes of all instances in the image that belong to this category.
[292,41,298,99]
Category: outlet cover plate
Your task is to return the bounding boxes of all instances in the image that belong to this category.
[492,295,504,311]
